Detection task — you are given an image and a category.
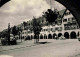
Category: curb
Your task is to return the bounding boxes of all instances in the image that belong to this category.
[0,44,39,52]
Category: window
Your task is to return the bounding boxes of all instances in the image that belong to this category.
[63,19,67,22]
[51,28,53,31]
[23,36,24,39]
[68,12,71,15]
[77,26,79,29]
[64,24,67,27]
[44,29,45,31]
[55,27,58,30]
[68,18,71,21]
[46,29,47,31]
[65,11,71,16]
[72,17,75,21]
[22,32,24,34]
[58,27,62,31]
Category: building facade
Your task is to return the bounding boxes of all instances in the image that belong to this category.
[62,9,80,39]
[17,9,80,40]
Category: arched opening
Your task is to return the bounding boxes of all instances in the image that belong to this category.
[34,35,36,39]
[31,35,33,40]
[34,34,39,39]
[53,33,57,39]
[70,31,76,39]
[48,34,52,39]
[44,34,47,39]
[40,35,43,39]
[58,33,62,37]
[25,35,30,40]
[77,32,79,37]
[64,32,69,39]
[22,36,24,39]
[27,35,30,40]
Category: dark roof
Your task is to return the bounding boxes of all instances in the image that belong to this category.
[59,9,66,16]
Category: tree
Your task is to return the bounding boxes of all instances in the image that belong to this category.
[12,26,19,37]
[31,17,42,43]
[18,27,23,42]
[43,9,58,24]
[0,0,10,7]
[8,23,10,45]
[3,30,9,38]
[23,22,28,30]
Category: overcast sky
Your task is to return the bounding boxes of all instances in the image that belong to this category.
[0,0,65,31]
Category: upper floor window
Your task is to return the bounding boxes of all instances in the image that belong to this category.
[63,19,67,22]
[68,18,71,21]
[22,32,24,34]
[25,32,26,34]
[72,17,75,21]
[44,29,46,31]
[65,12,71,16]
[68,12,71,15]
[51,28,53,31]
[46,29,47,31]
[58,27,62,31]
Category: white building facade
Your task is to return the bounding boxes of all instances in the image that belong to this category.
[19,9,80,40]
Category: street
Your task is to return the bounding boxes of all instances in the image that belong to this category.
[0,39,80,57]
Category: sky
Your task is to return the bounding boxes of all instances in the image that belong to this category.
[0,0,65,31]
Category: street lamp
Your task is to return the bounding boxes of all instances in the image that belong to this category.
[8,23,10,45]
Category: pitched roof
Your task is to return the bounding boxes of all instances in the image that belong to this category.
[59,9,66,16]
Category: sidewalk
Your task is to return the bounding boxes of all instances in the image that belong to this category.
[0,40,36,52]
[0,39,78,52]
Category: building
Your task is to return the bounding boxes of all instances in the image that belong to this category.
[15,9,80,40]
[27,9,80,39]
[62,9,80,39]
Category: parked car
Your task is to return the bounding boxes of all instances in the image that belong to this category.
[78,36,80,41]
[25,36,31,40]
[10,34,14,41]
[59,35,66,40]
[10,34,17,45]
[54,35,58,40]
[1,34,17,45]
[1,38,8,45]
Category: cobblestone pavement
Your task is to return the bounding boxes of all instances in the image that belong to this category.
[0,39,80,57]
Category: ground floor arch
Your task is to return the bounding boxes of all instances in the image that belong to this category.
[77,32,79,37]
[64,32,69,39]
[70,31,77,39]
[25,35,31,40]
[53,33,57,39]
[44,34,47,39]
[58,33,62,37]
[40,35,44,39]
[48,34,52,39]
[31,35,34,39]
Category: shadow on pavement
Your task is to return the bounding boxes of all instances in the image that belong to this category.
[38,42,51,44]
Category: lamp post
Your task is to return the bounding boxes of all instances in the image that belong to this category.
[8,23,10,45]
[20,28,22,42]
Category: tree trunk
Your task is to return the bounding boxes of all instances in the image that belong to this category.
[34,34,36,44]
[21,36,22,42]
[37,34,39,43]
[34,34,39,44]
[36,34,39,43]
[8,34,10,45]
